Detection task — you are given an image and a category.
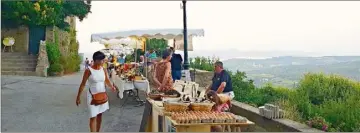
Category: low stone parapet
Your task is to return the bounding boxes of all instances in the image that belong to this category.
[230,101,323,132]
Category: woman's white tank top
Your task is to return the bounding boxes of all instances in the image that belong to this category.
[87,67,106,94]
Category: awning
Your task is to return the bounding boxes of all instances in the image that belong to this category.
[91,29,205,51]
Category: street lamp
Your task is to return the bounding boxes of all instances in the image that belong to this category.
[182,0,189,70]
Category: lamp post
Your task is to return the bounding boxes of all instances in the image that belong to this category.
[182,0,189,70]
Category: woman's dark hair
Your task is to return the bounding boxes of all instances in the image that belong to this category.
[93,51,105,61]
[162,49,172,59]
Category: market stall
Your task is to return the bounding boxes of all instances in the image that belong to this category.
[138,81,254,132]
[112,62,150,106]
[91,29,205,80]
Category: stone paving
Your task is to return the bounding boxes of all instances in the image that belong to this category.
[1,72,145,132]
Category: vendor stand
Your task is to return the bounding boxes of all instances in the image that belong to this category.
[140,98,254,132]
[138,81,254,132]
[90,29,205,80]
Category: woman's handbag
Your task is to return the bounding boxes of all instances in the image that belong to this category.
[89,89,108,106]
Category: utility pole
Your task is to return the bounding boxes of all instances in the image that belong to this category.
[182,0,189,70]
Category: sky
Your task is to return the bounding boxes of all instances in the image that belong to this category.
[76,1,360,57]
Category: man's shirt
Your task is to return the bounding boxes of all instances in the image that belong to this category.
[170,53,183,71]
[118,57,125,64]
[211,70,233,93]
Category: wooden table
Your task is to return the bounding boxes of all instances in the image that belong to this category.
[139,98,255,132]
[139,98,166,132]
[164,116,255,132]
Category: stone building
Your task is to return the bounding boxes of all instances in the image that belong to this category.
[1,17,76,76]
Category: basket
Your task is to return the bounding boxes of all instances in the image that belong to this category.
[162,94,179,98]
[164,102,190,112]
[190,103,215,111]
[148,94,162,100]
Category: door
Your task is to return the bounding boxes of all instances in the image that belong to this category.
[28,26,46,55]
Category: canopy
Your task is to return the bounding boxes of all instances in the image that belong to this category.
[91,29,205,51]
[102,38,143,50]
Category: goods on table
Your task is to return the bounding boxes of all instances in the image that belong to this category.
[162,97,181,102]
[190,102,215,111]
[162,89,181,98]
[170,111,248,124]
[164,102,190,112]
[218,94,231,103]
[148,90,163,100]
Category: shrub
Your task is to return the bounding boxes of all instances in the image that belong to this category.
[48,63,63,75]
[46,42,61,65]
[61,53,81,73]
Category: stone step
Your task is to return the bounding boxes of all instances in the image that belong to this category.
[1,52,30,55]
[1,58,38,62]
[1,71,37,76]
[2,63,38,68]
[1,61,38,66]
[1,55,37,59]
[1,67,36,71]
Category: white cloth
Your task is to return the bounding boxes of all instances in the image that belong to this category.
[87,67,109,118]
[134,80,150,93]
[113,76,125,99]
[113,76,135,99]
[222,91,235,100]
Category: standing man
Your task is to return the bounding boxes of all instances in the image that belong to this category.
[118,54,125,65]
[84,58,90,69]
[170,47,183,82]
[206,61,235,100]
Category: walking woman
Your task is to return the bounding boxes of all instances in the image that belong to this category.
[153,49,174,91]
[76,51,116,132]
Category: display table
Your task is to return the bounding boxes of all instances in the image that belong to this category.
[139,98,255,132]
[164,116,254,132]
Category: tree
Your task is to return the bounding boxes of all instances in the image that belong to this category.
[1,0,91,30]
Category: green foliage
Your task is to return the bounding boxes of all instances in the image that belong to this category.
[61,53,81,73]
[60,27,81,73]
[1,0,91,30]
[46,41,61,65]
[48,63,63,74]
[193,56,360,132]
[146,38,168,56]
[189,56,219,71]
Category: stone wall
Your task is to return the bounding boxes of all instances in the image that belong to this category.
[45,17,75,56]
[230,101,323,132]
[1,26,29,53]
[35,40,49,77]
[191,70,213,88]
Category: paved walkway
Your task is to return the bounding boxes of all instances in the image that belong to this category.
[1,72,145,132]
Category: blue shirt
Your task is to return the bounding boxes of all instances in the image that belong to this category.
[211,70,233,93]
[170,53,183,71]
[118,57,125,64]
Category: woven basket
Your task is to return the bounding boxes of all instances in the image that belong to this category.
[190,103,215,111]
[162,95,179,98]
[148,94,162,100]
[164,102,190,112]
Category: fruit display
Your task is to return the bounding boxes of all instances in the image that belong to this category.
[170,111,247,124]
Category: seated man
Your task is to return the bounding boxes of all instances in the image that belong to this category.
[206,61,235,100]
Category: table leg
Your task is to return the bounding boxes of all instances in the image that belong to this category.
[134,89,145,107]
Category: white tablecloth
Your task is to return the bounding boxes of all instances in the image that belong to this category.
[113,76,149,99]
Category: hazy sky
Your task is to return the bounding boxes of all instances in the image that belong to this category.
[76,1,360,56]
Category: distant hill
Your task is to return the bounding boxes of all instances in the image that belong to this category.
[223,56,360,88]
